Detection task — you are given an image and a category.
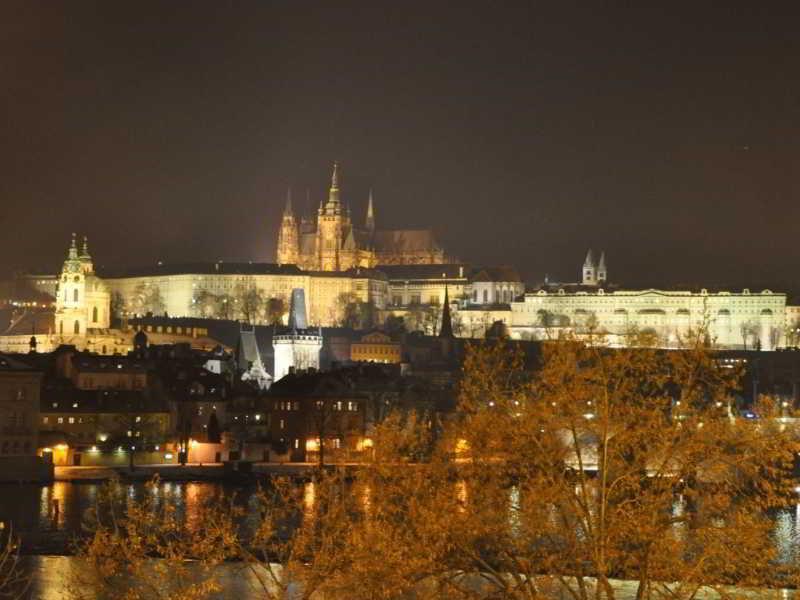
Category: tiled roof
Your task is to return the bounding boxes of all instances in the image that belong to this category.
[372,229,441,254]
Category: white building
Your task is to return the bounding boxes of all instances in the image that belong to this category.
[272,289,322,382]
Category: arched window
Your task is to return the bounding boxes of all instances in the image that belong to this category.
[483,289,488,304]
[73,321,80,335]
[92,306,98,322]
[73,288,79,302]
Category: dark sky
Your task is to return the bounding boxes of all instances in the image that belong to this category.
[2,2,799,287]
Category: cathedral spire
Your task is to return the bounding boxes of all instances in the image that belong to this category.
[365,189,375,232]
[284,187,293,215]
[325,161,341,212]
[81,236,90,258]
[439,283,454,339]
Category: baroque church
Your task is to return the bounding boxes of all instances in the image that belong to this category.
[276,163,446,271]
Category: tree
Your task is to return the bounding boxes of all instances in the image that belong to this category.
[383,314,406,337]
[265,297,288,325]
[130,283,166,317]
[233,280,263,324]
[337,293,377,330]
[292,335,800,599]
[740,320,760,350]
[69,478,237,600]
[0,523,28,599]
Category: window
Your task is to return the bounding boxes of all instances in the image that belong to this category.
[74,320,80,334]
[59,321,64,334]
[92,306,98,322]
[483,290,488,303]
[68,417,75,424]
[58,417,64,424]
[279,419,285,430]
[73,289,79,302]
[42,417,49,424]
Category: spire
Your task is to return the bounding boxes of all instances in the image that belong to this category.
[365,189,375,232]
[325,161,341,212]
[439,284,454,339]
[81,236,90,258]
[284,187,293,216]
[597,251,607,282]
[583,248,594,267]
[68,232,78,259]
[331,161,340,190]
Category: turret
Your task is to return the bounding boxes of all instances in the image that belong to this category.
[597,251,607,283]
[322,161,342,215]
[582,249,596,285]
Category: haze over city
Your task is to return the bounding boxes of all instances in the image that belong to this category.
[2,2,799,285]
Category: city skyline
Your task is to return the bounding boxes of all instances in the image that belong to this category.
[2,3,799,287]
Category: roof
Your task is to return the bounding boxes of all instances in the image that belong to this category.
[0,353,37,371]
[377,263,468,281]
[1,309,55,336]
[99,262,305,279]
[470,266,522,283]
[372,229,441,254]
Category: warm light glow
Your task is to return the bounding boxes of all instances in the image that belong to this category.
[189,439,198,448]
[41,447,52,453]
[55,444,68,450]
[305,438,320,452]
[89,446,98,453]
[98,433,108,442]
[357,437,374,451]
[455,439,470,454]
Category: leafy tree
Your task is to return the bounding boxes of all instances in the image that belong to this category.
[233,280,263,324]
[265,297,288,325]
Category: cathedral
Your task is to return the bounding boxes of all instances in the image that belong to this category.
[276,163,446,271]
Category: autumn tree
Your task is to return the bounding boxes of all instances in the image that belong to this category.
[296,334,800,599]
[0,523,28,600]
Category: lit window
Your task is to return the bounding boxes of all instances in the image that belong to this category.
[280,419,285,429]
[57,417,64,424]
[68,417,75,424]
[42,417,49,424]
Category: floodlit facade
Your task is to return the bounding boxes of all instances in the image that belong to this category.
[511,287,789,350]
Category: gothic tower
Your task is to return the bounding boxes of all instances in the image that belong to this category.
[276,188,300,265]
[582,249,596,285]
[316,162,350,271]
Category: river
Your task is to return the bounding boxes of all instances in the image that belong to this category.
[3,480,800,597]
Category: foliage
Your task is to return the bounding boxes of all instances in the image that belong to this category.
[69,477,238,600]
[0,524,28,600]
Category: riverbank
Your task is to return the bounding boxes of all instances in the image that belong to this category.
[54,462,351,482]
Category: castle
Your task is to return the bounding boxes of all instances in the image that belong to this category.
[276,163,446,270]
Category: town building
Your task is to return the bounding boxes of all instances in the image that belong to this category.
[350,331,402,363]
[277,163,446,271]
[0,353,51,481]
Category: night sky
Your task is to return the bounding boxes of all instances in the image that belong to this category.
[2,2,799,287]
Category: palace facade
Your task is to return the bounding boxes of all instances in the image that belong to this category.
[277,163,446,271]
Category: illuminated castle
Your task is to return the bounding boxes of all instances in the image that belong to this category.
[276,163,446,271]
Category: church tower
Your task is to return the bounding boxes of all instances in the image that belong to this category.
[55,234,110,338]
[582,249,597,285]
[597,251,607,284]
[316,162,350,271]
[276,188,300,265]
